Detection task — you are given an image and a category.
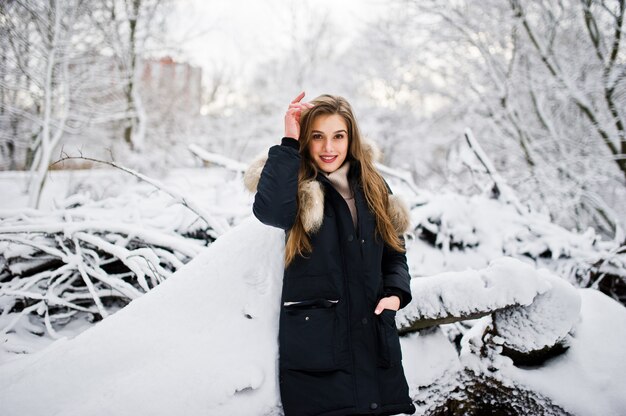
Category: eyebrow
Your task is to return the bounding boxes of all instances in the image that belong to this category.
[311,129,348,134]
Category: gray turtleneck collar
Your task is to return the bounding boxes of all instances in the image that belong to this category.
[323,160,358,229]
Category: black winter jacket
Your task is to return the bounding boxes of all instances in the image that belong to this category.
[250,137,416,416]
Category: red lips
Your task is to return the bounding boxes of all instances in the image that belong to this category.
[320,155,337,163]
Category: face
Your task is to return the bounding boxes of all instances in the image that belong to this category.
[307,113,349,174]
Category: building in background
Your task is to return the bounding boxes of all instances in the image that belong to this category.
[141,56,203,116]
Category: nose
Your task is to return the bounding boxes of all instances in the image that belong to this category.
[323,137,333,152]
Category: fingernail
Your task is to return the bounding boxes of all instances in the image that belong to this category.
[375,309,381,315]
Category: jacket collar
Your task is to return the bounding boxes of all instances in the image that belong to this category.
[243,140,410,235]
[315,158,360,186]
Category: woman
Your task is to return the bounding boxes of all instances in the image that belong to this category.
[245,92,416,416]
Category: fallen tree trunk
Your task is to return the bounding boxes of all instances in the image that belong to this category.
[397,256,581,365]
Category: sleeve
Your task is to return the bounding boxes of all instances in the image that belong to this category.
[381,236,412,309]
[380,176,412,309]
[252,137,301,230]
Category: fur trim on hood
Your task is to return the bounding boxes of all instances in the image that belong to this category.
[244,138,411,235]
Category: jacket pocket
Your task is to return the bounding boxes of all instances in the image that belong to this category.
[279,298,339,371]
[376,308,402,368]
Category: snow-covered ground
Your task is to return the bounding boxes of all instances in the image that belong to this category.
[1,167,625,415]
[0,166,251,363]
[0,216,624,415]
[0,217,285,415]
[497,289,626,416]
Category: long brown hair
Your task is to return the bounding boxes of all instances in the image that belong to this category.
[284,94,405,267]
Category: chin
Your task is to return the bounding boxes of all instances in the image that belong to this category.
[319,164,338,173]
[316,159,344,174]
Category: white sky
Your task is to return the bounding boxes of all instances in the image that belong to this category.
[168,0,388,83]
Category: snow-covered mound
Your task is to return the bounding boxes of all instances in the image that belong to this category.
[0,217,286,416]
[0,166,254,363]
[460,289,626,416]
[0,216,624,415]
[402,191,616,282]
[506,289,626,416]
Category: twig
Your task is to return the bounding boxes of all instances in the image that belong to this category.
[464,128,527,215]
[188,144,247,172]
[49,152,229,236]
[71,236,109,318]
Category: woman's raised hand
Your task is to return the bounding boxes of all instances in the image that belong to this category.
[285,91,314,140]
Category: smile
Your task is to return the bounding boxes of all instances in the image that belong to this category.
[320,155,338,163]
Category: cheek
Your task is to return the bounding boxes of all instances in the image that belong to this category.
[341,140,349,155]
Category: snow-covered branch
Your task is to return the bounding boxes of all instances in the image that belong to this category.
[398,256,581,362]
[464,128,527,215]
[49,154,230,236]
[0,185,214,339]
[189,144,248,172]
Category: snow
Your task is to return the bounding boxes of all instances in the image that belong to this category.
[463,128,527,215]
[1,221,204,257]
[398,187,619,351]
[188,143,248,172]
[457,289,626,415]
[397,257,552,327]
[0,217,286,416]
[0,166,255,362]
[1,216,624,415]
[401,328,462,403]
[0,167,624,415]
[498,289,626,416]
[493,271,581,353]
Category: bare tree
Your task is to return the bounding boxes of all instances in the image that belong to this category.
[0,0,180,205]
[89,0,166,151]
[398,0,626,239]
[509,0,626,177]
[0,0,96,207]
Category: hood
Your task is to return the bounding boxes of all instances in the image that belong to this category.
[243,138,411,235]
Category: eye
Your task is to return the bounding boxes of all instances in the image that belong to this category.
[312,133,322,140]
[334,133,345,140]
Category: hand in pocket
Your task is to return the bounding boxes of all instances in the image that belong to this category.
[374,295,400,315]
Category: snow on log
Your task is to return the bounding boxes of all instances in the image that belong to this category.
[492,272,581,364]
[397,257,582,363]
[458,289,626,416]
[396,257,553,333]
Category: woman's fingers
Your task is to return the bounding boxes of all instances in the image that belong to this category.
[284,92,314,139]
[284,107,301,139]
[286,104,310,123]
[289,92,314,110]
[289,100,313,106]
[288,102,314,110]
[374,299,383,314]
[291,91,305,103]
[374,296,400,314]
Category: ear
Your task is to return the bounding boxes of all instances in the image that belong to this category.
[243,152,268,193]
[388,194,411,234]
[299,180,325,234]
